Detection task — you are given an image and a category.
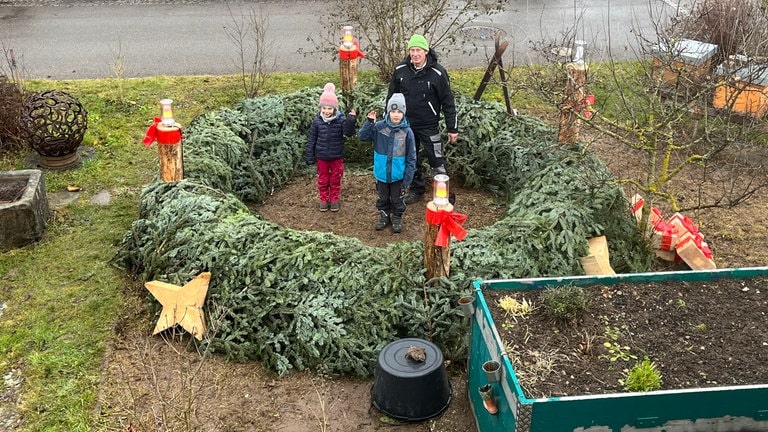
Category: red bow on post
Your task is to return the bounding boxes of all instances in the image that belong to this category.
[425,206,468,247]
[143,117,182,146]
[142,117,161,147]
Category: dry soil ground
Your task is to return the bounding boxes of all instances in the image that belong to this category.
[485,276,768,399]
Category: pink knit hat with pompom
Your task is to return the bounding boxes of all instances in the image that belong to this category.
[318,83,339,109]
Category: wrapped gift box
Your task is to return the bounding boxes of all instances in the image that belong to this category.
[676,231,716,270]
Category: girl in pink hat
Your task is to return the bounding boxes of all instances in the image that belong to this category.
[306,83,357,212]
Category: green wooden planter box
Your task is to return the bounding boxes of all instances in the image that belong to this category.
[466,267,768,432]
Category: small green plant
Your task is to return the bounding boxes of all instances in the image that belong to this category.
[620,357,663,392]
[693,323,707,332]
[498,295,534,317]
[540,285,589,323]
[674,298,686,309]
[600,326,637,362]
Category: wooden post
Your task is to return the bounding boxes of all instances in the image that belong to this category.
[424,201,452,282]
[558,62,588,144]
[496,52,514,116]
[339,56,358,95]
[156,124,183,182]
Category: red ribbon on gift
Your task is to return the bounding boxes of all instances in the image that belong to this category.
[425,206,468,247]
[669,212,699,235]
[652,220,677,251]
[648,206,664,226]
[676,232,713,259]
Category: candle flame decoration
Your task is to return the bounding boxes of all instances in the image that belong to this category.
[433,174,450,207]
[342,26,354,49]
[573,40,586,63]
[160,98,174,127]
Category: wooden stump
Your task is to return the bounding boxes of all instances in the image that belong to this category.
[339,58,358,94]
[424,201,452,282]
[157,124,183,182]
[558,62,588,144]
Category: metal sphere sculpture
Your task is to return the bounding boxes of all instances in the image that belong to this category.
[21,90,88,169]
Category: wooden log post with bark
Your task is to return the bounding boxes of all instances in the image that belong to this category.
[339,55,358,95]
[424,201,453,282]
[558,62,589,144]
[156,123,184,182]
[338,27,363,101]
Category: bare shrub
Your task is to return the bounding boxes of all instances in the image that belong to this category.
[224,3,274,98]
[308,0,505,82]
[110,303,236,432]
[667,0,768,64]
[515,1,768,214]
[0,44,24,154]
[110,38,128,102]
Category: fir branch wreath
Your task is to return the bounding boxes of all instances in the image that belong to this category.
[114,85,652,376]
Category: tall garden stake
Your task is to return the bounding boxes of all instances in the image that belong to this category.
[473,33,514,116]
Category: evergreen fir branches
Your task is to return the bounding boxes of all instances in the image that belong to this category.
[113,88,653,376]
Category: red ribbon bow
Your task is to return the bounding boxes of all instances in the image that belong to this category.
[339,40,366,60]
[142,117,182,146]
[652,220,677,251]
[677,232,713,259]
[425,206,468,247]
[142,117,161,147]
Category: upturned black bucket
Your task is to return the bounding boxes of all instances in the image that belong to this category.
[371,338,452,421]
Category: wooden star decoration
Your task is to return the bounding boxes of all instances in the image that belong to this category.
[145,272,211,340]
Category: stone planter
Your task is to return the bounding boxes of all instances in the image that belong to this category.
[0,170,50,251]
[466,267,768,432]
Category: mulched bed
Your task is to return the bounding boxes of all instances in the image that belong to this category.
[483,276,768,399]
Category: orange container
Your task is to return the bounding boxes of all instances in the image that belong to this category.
[713,63,768,119]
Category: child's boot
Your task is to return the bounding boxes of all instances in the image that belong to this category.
[478,384,498,415]
[391,214,403,233]
[375,211,390,231]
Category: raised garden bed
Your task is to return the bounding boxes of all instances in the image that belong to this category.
[465,267,768,432]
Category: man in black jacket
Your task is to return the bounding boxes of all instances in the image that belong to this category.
[387,34,458,205]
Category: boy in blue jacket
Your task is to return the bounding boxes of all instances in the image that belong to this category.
[358,93,417,233]
[306,83,357,212]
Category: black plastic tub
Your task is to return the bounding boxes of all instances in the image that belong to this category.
[371,338,452,421]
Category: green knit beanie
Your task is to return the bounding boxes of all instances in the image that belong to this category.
[408,34,429,51]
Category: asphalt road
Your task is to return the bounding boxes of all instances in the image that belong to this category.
[0,0,677,79]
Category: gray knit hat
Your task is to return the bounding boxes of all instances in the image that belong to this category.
[387,93,406,116]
